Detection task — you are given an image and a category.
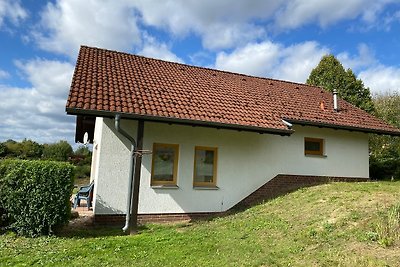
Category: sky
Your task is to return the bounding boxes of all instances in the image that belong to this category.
[0,0,400,145]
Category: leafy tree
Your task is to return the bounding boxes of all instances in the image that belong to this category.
[307,54,374,113]
[369,92,400,179]
[0,142,8,157]
[3,139,22,158]
[70,145,92,166]
[19,139,43,159]
[74,145,92,157]
[42,141,73,161]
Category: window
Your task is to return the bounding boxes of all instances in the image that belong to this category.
[304,137,324,156]
[151,143,179,186]
[193,146,218,187]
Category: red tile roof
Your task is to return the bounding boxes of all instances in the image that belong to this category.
[66,46,400,136]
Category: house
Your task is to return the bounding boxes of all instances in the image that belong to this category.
[66,46,400,225]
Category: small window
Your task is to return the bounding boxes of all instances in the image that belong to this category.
[193,146,218,187]
[151,143,179,185]
[304,138,324,156]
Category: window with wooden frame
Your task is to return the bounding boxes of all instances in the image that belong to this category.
[151,143,179,186]
[193,146,218,187]
[304,137,324,156]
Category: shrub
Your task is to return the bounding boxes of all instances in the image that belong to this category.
[369,155,400,180]
[0,159,75,236]
[75,164,91,179]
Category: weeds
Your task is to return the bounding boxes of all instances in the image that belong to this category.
[374,203,400,247]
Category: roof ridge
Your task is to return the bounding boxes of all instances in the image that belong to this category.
[80,45,325,92]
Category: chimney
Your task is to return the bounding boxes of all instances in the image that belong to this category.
[333,89,338,112]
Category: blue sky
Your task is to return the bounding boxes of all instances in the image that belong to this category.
[0,0,400,144]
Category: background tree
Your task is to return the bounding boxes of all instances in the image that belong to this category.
[42,141,73,161]
[19,139,43,159]
[3,139,22,158]
[70,145,92,178]
[369,91,400,179]
[307,54,374,113]
[0,142,8,157]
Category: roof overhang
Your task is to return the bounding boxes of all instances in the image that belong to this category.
[285,118,400,136]
[66,107,294,136]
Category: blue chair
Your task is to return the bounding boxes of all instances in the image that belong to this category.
[73,182,94,210]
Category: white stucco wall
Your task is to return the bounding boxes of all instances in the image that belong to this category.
[91,117,369,214]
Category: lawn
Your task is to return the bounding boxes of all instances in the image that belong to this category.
[1,181,400,266]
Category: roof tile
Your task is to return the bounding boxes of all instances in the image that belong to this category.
[66,46,400,136]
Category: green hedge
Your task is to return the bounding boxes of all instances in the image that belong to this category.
[0,159,75,236]
[370,156,400,180]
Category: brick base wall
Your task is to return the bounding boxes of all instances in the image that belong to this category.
[94,212,223,226]
[94,174,368,225]
[235,174,369,209]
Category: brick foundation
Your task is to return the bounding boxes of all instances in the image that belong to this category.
[94,212,223,226]
[235,174,369,209]
[94,174,368,225]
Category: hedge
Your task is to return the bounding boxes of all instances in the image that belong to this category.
[0,159,75,236]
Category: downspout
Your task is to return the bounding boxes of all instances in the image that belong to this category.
[114,115,136,232]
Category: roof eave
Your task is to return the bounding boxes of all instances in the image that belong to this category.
[66,108,294,136]
[284,118,400,136]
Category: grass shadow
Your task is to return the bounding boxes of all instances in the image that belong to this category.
[56,217,149,238]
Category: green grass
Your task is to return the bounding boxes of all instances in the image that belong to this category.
[2,181,400,266]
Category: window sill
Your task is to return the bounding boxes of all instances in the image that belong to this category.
[193,186,219,190]
[305,154,327,158]
[151,185,179,189]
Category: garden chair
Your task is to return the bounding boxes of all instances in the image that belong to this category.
[73,182,94,210]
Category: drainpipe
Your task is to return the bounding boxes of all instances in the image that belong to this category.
[114,115,136,232]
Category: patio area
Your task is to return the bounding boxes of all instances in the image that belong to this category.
[72,203,93,217]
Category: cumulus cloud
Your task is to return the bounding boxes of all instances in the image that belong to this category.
[359,65,400,94]
[336,43,400,94]
[274,0,395,29]
[337,43,377,71]
[138,33,183,63]
[135,0,279,50]
[134,0,396,50]
[0,59,75,143]
[0,0,27,27]
[34,0,141,58]
[215,41,328,83]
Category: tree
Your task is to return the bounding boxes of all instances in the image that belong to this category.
[307,55,374,113]
[19,139,43,159]
[369,91,400,179]
[42,141,73,161]
[0,142,8,157]
[3,139,22,158]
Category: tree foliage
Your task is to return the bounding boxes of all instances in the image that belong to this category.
[369,92,400,179]
[0,139,91,179]
[42,141,73,161]
[307,54,374,113]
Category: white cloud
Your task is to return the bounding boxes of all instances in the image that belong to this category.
[0,69,10,79]
[0,59,75,143]
[215,41,281,77]
[15,59,74,98]
[337,43,377,71]
[34,0,141,58]
[138,33,183,63]
[134,0,396,50]
[135,0,280,50]
[215,41,328,83]
[0,0,27,27]
[274,0,395,29]
[359,65,400,94]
